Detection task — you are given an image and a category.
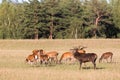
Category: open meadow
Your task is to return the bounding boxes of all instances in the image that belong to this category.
[0,39,120,80]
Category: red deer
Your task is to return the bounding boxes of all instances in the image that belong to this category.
[39,49,45,55]
[26,54,34,62]
[25,49,41,64]
[99,52,113,63]
[59,46,86,64]
[38,49,50,65]
[39,54,50,65]
[72,48,97,69]
[39,49,59,64]
[26,54,37,65]
[33,49,50,65]
[32,49,39,54]
[26,49,50,65]
[77,45,87,54]
[59,52,75,64]
[45,51,59,64]
[32,49,40,60]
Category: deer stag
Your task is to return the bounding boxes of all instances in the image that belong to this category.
[72,48,97,69]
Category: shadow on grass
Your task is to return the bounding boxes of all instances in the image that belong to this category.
[29,63,57,68]
[108,61,120,64]
[82,67,105,70]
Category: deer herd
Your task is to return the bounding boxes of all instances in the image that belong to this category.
[25,45,113,70]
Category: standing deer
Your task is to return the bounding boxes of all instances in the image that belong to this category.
[59,46,87,64]
[72,48,97,69]
[39,49,59,64]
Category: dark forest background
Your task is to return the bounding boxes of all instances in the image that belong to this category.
[0,0,120,39]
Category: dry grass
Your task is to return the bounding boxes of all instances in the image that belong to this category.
[0,39,120,80]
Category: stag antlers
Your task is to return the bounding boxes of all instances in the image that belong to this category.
[71,45,87,50]
[78,45,87,50]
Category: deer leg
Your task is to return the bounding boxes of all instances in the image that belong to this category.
[68,58,72,64]
[99,58,102,63]
[40,60,43,64]
[106,59,108,63]
[55,57,58,64]
[110,55,113,63]
[84,63,87,69]
[47,58,51,65]
[65,58,69,64]
[49,57,53,63]
[79,61,82,70]
[44,60,48,66]
[92,61,96,69]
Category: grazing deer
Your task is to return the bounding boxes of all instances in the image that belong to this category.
[26,51,40,65]
[99,52,113,63]
[32,49,40,60]
[39,49,59,64]
[46,51,59,64]
[26,49,48,65]
[59,52,76,64]
[39,54,50,65]
[26,54,36,65]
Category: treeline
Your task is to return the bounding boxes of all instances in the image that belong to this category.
[0,0,120,39]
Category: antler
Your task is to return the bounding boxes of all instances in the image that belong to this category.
[70,46,79,51]
[78,45,87,50]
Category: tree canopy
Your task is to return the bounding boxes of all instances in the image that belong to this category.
[0,0,120,39]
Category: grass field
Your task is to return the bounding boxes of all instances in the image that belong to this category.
[0,39,120,80]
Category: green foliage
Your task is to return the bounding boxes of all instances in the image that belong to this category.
[111,0,120,38]
[0,1,24,39]
[0,0,119,39]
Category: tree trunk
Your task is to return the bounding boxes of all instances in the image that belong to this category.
[75,28,78,39]
[49,14,54,39]
[34,29,38,39]
[33,3,39,40]
[49,25,53,39]
[94,16,100,38]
